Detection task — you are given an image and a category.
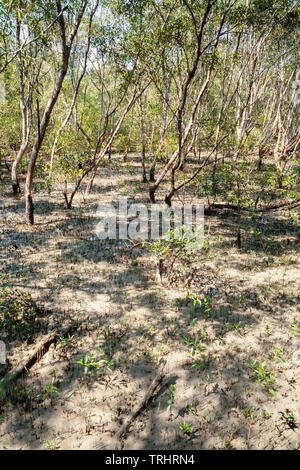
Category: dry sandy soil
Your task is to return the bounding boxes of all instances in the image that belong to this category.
[0,153,299,450]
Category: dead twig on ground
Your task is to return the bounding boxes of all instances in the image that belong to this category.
[0,324,78,403]
[114,358,166,449]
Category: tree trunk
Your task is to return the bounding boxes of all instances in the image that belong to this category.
[138,91,148,182]
[24,0,88,224]
[25,193,34,225]
[11,20,31,195]
[12,144,27,194]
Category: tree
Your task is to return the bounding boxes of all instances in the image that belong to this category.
[24,0,88,223]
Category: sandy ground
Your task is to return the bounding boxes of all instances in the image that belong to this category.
[0,153,299,450]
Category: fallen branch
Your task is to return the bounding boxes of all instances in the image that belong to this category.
[205,198,300,214]
[114,358,166,449]
[0,324,78,403]
[253,199,300,212]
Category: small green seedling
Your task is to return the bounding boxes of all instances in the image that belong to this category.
[61,332,73,348]
[183,335,205,352]
[45,440,54,450]
[187,348,210,370]
[279,409,297,429]
[225,440,234,450]
[178,422,192,435]
[22,387,31,399]
[186,290,211,316]
[188,403,197,415]
[234,321,243,335]
[44,377,59,396]
[265,325,271,335]
[76,351,114,375]
[262,408,272,419]
[273,346,284,363]
[248,358,276,394]
[241,408,256,418]
[77,354,98,374]
[288,324,299,337]
[165,384,176,406]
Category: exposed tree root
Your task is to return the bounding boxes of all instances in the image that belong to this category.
[205,198,300,214]
[0,324,78,404]
[114,358,166,449]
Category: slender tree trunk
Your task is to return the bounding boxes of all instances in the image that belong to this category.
[11,20,31,194]
[149,1,230,203]
[149,56,170,182]
[50,4,95,173]
[12,143,27,194]
[138,91,148,182]
[107,112,114,160]
[237,204,242,249]
[25,0,88,224]
[85,86,144,195]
